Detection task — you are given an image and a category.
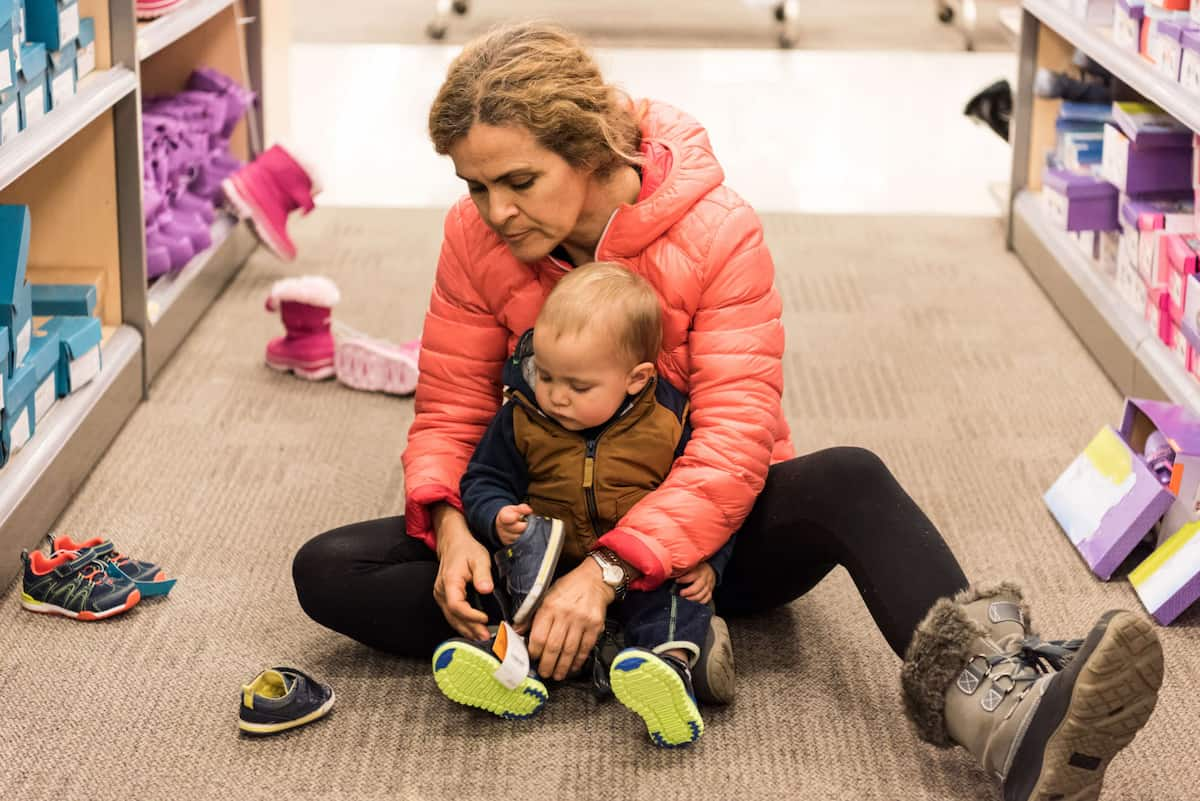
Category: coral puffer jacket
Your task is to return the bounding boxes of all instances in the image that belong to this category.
[403,99,793,589]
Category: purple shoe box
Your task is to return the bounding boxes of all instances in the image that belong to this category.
[1120,194,1195,285]
[1114,0,1145,51]
[1150,19,1187,81]
[1182,28,1200,95]
[1102,122,1195,196]
[1043,168,1120,232]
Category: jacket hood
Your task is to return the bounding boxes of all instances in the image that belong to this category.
[597,100,726,260]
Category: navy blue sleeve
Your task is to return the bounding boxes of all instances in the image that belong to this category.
[705,534,736,584]
[460,403,529,550]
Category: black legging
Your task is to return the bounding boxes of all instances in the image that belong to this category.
[292,447,968,660]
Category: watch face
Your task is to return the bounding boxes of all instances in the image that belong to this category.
[602,562,623,586]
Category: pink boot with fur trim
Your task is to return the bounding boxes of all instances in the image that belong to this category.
[264,276,339,380]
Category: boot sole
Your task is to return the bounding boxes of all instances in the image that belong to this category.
[610,648,704,747]
[693,614,736,705]
[432,639,548,720]
[334,338,419,396]
[265,357,335,381]
[1004,610,1164,801]
[221,175,296,262]
[20,589,141,620]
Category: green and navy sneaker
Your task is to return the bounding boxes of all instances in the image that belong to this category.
[610,648,704,747]
[20,548,142,621]
[47,534,175,597]
[239,666,335,736]
[432,636,548,720]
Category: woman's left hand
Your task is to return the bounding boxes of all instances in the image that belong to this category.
[524,559,614,680]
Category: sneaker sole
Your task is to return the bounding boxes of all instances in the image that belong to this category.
[693,614,735,706]
[20,589,141,620]
[610,649,704,747]
[1004,610,1164,801]
[265,356,335,381]
[432,640,548,720]
[510,518,565,628]
[221,175,296,262]
[238,691,336,735]
[334,338,419,396]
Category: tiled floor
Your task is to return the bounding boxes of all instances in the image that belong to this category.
[288,43,1016,216]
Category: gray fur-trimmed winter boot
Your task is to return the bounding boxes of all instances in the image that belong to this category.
[901,583,1163,801]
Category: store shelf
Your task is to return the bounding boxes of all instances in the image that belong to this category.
[1012,190,1200,411]
[1024,0,1200,133]
[0,325,144,586]
[137,0,237,60]
[145,214,256,379]
[0,68,139,192]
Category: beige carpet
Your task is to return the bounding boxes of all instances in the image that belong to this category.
[1,209,1197,801]
[292,0,1014,52]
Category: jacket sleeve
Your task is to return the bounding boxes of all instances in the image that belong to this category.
[705,535,735,585]
[402,204,513,550]
[597,203,784,589]
[460,403,529,550]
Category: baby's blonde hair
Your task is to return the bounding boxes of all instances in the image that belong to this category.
[537,263,662,366]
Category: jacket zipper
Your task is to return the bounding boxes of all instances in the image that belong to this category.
[582,436,603,537]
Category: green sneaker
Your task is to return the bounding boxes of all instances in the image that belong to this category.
[432,637,548,720]
[610,648,704,747]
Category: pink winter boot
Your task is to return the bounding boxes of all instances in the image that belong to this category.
[222,145,319,262]
[264,276,339,380]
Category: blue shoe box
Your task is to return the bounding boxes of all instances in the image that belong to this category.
[0,0,14,96]
[1,369,33,466]
[1,205,33,376]
[26,325,58,423]
[8,0,21,75]
[23,0,77,53]
[31,282,94,316]
[39,315,99,396]
[16,42,46,130]
[75,15,92,79]
[0,324,8,412]
[0,84,17,146]
[46,38,73,109]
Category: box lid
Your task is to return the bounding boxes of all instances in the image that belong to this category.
[0,0,12,24]
[48,40,74,70]
[0,205,31,306]
[1157,20,1187,40]
[39,315,98,359]
[77,16,93,47]
[1123,397,1200,454]
[1183,27,1200,51]
[31,283,95,315]
[1112,102,1194,149]
[25,327,58,383]
[1121,195,1195,229]
[1162,234,1200,274]
[1118,0,1146,18]
[1043,168,1118,200]
[18,42,46,81]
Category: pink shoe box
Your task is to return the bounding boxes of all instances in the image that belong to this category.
[1122,195,1195,284]
[1115,0,1146,50]
[1161,233,1200,321]
[1147,285,1173,343]
[1180,273,1200,347]
[1073,0,1116,23]
[1171,321,1191,365]
[1143,5,1192,59]
[1182,28,1200,93]
[1044,168,1120,232]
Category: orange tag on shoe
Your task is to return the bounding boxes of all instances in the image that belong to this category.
[491,622,530,690]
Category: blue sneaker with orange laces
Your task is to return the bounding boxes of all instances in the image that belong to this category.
[48,534,176,597]
[20,547,142,620]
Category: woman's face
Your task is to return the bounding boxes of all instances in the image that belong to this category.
[448,123,591,262]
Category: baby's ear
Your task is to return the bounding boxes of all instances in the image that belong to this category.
[626,362,656,394]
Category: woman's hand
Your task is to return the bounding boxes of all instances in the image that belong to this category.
[432,504,493,641]
[525,558,613,680]
[677,562,716,605]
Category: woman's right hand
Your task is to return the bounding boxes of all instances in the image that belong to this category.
[432,504,493,641]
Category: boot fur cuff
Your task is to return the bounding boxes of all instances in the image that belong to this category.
[267,275,340,309]
[900,582,1027,746]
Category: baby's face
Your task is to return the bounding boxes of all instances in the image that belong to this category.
[531,327,644,431]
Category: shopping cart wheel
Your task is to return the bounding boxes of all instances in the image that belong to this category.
[774,3,786,22]
[451,0,469,14]
[426,21,447,39]
[937,4,954,23]
[778,32,796,48]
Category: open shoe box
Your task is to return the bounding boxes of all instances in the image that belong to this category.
[1045,398,1200,624]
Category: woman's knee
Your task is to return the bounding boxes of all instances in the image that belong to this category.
[772,446,892,494]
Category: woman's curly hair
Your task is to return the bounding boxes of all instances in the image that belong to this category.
[428,22,643,176]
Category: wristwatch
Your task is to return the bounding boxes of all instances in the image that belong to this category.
[590,547,630,599]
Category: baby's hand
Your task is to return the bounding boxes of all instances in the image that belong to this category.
[677,562,716,605]
[494,504,533,546]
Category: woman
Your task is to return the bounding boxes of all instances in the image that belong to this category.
[293,21,1162,798]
